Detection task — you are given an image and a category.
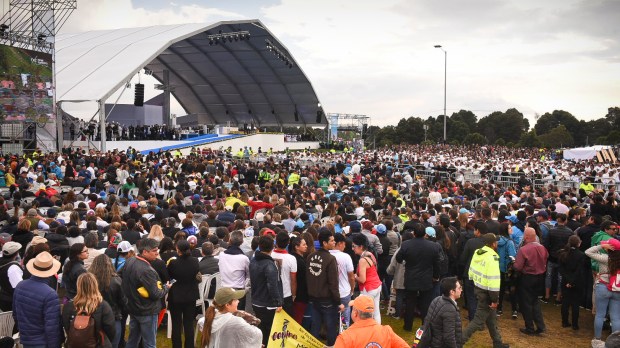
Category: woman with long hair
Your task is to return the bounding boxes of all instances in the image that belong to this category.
[557,235,586,330]
[61,273,116,347]
[167,239,200,348]
[288,236,309,325]
[351,233,382,324]
[148,224,165,241]
[585,239,620,346]
[62,243,89,300]
[496,222,517,318]
[199,287,262,348]
[89,254,126,348]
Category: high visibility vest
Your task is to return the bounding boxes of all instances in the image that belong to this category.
[398,213,409,223]
[468,245,501,292]
[259,171,271,181]
[288,172,300,186]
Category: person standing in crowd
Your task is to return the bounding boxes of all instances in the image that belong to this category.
[89,254,126,348]
[249,235,283,347]
[496,222,517,318]
[270,231,297,315]
[351,233,382,324]
[544,213,572,304]
[0,241,22,311]
[62,243,89,300]
[219,231,250,310]
[513,227,548,336]
[334,295,409,348]
[395,222,441,332]
[459,221,488,321]
[307,230,343,347]
[462,233,509,348]
[167,239,200,348]
[330,232,355,327]
[13,251,62,348]
[121,238,170,348]
[585,238,620,348]
[421,277,463,348]
[289,235,309,325]
[557,235,586,330]
[199,287,262,348]
[62,273,116,347]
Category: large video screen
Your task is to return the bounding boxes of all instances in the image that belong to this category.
[0,44,54,123]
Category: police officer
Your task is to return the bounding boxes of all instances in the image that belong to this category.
[462,233,510,348]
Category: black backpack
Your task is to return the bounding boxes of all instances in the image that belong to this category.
[66,311,103,348]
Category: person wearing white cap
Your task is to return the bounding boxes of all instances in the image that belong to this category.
[0,241,23,311]
[13,251,62,347]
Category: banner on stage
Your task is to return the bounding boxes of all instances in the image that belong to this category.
[267,310,324,348]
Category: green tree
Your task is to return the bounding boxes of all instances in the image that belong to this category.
[519,129,541,148]
[534,110,582,145]
[538,125,574,148]
[606,130,620,145]
[604,107,620,131]
[463,132,487,145]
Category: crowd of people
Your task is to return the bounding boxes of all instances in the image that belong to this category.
[64,120,212,142]
[0,143,620,348]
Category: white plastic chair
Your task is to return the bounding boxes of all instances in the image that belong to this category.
[0,311,16,345]
[167,273,218,339]
[194,272,221,342]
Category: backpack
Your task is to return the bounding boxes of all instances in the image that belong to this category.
[66,311,103,348]
[608,270,620,292]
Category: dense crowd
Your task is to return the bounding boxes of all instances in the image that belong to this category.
[0,144,619,348]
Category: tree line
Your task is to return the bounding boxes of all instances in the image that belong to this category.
[366,107,620,148]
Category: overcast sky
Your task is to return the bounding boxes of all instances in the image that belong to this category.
[57,0,620,126]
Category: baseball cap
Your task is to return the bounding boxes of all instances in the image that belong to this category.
[2,241,21,257]
[349,220,361,233]
[425,227,436,238]
[255,212,265,222]
[361,220,374,231]
[348,295,374,313]
[187,235,197,245]
[117,241,134,253]
[375,224,387,235]
[535,210,548,219]
[459,208,469,214]
[31,235,48,247]
[214,287,246,306]
[601,238,620,250]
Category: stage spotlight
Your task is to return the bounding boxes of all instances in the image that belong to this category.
[0,24,8,34]
[209,39,214,45]
[37,33,46,44]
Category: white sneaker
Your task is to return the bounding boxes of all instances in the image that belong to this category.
[591,339,605,348]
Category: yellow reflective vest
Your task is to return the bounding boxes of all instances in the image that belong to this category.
[468,245,501,293]
[288,172,300,186]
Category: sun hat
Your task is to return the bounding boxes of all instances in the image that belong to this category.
[30,235,48,247]
[214,287,246,306]
[26,251,61,278]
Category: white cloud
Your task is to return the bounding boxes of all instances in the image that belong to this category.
[58,0,620,126]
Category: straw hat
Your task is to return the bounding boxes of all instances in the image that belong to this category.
[26,251,61,278]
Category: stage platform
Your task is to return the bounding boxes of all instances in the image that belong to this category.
[63,133,320,155]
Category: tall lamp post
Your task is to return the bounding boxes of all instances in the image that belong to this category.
[434,45,447,142]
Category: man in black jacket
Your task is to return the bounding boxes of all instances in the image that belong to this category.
[423,277,463,348]
[249,235,283,347]
[121,238,170,348]
[544,213,572,303]
[121,219,142,246]
[306,229,343,346]
[395,222,441,331]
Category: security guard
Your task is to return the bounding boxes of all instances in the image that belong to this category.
[462,233,510,348]
[287,171,300,186]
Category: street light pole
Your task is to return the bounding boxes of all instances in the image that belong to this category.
[434,45,447,142]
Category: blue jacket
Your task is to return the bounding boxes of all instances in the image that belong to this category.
[13,276,62,348]
[497,236,517,273]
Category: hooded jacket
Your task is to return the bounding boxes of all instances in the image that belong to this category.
[497,236,516,273]
[590,231,613,272]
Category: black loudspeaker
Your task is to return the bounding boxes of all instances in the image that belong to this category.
[363,124,368,134]
[134,83,144,106]
[316,110,322,123]
[294,111,299,122]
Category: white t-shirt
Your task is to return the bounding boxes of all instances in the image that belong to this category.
[271,250,297,298]
[329,249,354,298]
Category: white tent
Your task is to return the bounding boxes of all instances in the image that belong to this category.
[563,145,611,161]
[55,20,325,127]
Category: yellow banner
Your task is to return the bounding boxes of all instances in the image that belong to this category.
[267,310,324,348]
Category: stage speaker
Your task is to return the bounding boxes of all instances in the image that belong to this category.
[363,124,368,134]
[316,110,322,123]
[134,83,144,106]
[294,111,299,122]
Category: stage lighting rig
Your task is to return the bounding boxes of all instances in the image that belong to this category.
[265,39,294,69]
[207,30,250,45]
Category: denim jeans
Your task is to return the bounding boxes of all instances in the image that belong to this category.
[126,314,158,348]
[340,294,352,327]
[464,278,477,321]
[112,320,122,348]
[545,261,562,294]
[594,283,620,339]
[361,287,382,324]
[310,300,340,346]
[395,289,406,317]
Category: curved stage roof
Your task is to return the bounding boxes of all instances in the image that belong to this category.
[55,20,326,127]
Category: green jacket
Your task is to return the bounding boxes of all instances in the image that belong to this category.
[591,231,612,271]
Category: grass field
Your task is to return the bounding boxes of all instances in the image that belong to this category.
[152,300,606,347]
